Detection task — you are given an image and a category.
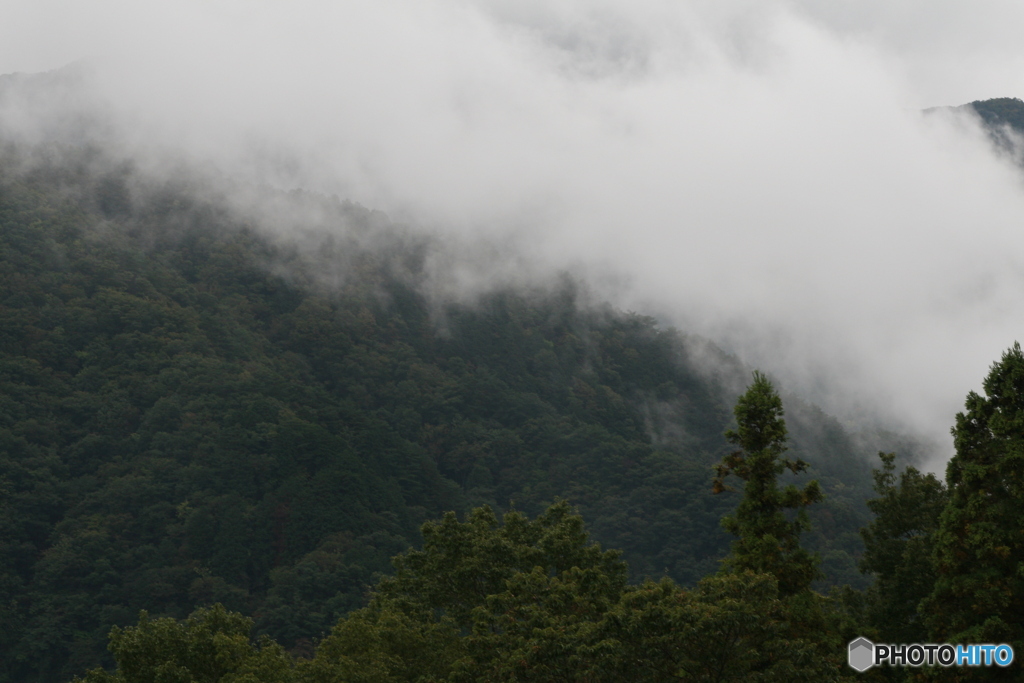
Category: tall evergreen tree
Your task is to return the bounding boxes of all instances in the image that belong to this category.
[924,343,1024,662]
[714,371,823,597]
[860,452,947,646]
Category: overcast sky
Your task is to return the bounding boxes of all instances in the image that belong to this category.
[3,0,1024,461]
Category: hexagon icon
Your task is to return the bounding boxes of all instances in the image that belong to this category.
[848,637,874,672]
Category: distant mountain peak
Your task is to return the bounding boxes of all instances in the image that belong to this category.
[964,96,1024,136]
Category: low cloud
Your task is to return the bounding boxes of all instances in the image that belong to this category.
[3,0,1024,461]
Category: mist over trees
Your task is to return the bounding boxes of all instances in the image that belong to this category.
[968,98,1024,156]
[2,85,1024,680]
[0,141,888,682]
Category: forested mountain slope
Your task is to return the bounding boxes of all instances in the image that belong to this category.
[0,145,886,682]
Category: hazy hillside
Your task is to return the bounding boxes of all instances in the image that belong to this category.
[928,96,1024,155]
[10,68,1014,683]
[0,140,896,682]
[969,97,1024,136]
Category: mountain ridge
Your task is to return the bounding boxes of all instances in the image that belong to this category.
[0,140,894,682]
[0,70,1003,681]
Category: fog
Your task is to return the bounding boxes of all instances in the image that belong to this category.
[4,0,1024,463]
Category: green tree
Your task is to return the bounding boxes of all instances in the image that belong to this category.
[374,501,627,627]
[860,452,947,645]
[76,604,293,683]
[304,501,628,682]
[595,571,833,683]
[714,372,823,597]
[710,374,852,681]
[923,343,1024,669]
[85,499,855,683]
[297,600,463,683]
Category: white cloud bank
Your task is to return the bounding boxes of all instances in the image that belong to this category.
[3,0,1024,460]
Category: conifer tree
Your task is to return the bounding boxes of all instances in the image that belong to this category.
[923,343,1024,659]
[860,452,947,645]
[714,371,823,597]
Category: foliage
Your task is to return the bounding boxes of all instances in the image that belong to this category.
[0,145,879,681]
[316,500,627,682]
[923,343,1024,665]
[859,452,947,645]
[714,371,823,597]
[377,501,627,625]
[75,604,292,683]
[968,97,1024,155]
[297,600,462,683]
[94,502,850,683]
[597,571,841,682]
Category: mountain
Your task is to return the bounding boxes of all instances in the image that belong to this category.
[0,139,897,682]
[968,97,1024,137]
[1,67,978,681]
[924,96,1024,155]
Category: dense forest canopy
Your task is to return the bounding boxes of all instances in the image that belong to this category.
[0,139,894,682]
[73,345,1024,682]
[3,87,1024,681]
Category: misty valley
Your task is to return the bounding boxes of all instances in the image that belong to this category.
[3,73,1024,681]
